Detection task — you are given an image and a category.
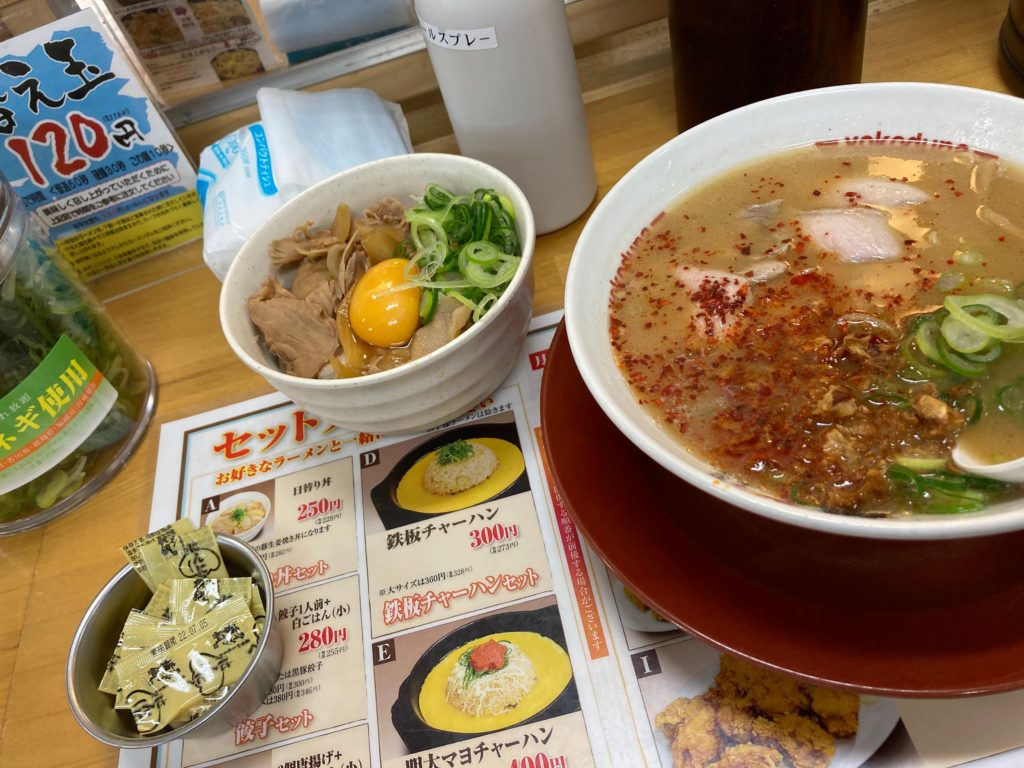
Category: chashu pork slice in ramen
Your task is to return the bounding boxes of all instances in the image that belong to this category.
[676,262,786,340]
[801,207,904,263]
[831,178,931,208]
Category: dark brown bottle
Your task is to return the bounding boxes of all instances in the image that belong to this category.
[668,0,868,132]
[1001,0,1024,84]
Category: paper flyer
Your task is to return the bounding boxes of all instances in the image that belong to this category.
[119,312,1024,768]
[0,9,202,278]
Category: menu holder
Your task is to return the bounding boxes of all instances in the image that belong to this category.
[81,0,280,105]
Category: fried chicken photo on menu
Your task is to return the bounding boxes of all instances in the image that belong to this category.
[654,654,861,768]
[709,744,787,768]
[655,697,721,768]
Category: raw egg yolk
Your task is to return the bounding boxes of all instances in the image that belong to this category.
[349,258,421,347]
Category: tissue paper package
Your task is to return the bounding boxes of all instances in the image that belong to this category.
[199,87,412,279]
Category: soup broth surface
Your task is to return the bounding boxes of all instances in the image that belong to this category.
[609,142,1024,516]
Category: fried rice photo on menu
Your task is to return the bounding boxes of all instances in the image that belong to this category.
[655,655,860,768]
[421,440,499,495]
[188,0,250,34]
[211,47,264,80]
[122,9,184,50]
[391,435,526,516]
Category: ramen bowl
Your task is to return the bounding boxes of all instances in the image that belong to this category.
[565,82,1024,541]
[66,535,283,748]
[221,153,535,435]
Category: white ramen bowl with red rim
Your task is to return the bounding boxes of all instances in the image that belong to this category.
[565,82,1024,541]
[220,153,535,435]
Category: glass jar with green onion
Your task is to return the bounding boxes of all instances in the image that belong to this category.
[0,174,156,533]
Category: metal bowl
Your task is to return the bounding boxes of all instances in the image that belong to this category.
[66,534,283,748]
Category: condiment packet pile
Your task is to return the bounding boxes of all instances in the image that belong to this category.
[101,520,265,734]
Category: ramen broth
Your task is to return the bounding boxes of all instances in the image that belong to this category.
[608,142,1024,516]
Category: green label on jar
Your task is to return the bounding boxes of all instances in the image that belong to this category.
[0,335,116,495]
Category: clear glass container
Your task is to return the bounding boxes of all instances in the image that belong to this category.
[0,174,156,534]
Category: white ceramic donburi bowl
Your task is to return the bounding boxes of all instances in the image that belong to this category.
[221,153,535,434]
[565,82,1024,541]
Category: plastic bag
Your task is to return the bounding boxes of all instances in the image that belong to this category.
[199,87,412,280]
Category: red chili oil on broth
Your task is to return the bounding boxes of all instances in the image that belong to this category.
[608,143,1024,516]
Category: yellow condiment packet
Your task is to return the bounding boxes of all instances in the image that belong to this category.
[121,519,195,591]
[167,577,253,624]
[249,583,266,621]
[115,595,258,734]
[137,526,228,588]
[98,610,161,695]
[251,584,266,637]
[141,582,172,622]
[112,621,187,708]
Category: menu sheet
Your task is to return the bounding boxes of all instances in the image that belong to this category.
[123,312,1024,768]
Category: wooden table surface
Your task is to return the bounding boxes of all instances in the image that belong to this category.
[0,1,1019,765]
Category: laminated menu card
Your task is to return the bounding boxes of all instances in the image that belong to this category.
[83,0,279,103]
[0,9,202,278]
[127,312,1024,768]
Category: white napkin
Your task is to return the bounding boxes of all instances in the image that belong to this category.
[199,87,411,280]
[256,86,412,201]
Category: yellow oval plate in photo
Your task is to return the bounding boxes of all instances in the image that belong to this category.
[396,438,526,514]
[418,631,571,734]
